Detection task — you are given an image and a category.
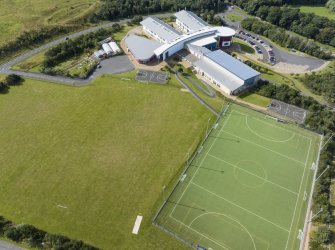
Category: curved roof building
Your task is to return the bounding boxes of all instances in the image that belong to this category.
[124,35,161,63]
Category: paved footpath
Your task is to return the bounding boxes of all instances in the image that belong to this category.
[0,13,172,85]
[0,240,25,250]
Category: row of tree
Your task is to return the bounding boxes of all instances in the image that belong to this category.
[89,0,226,22]
[0,216,99,249]
[42,24,120,70]
[0,26,78,63]
[241,18,332,59]
[0,74,24,94]
[230,0,335,47]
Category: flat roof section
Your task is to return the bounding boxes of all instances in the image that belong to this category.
[124,35,161,61]
[140,17,181,43]
[216,27,236,37]
[154,26,217,56]
[189,36,217,47]
[194,58,244,92]
[175,10,208,32]
[205,50,260,80]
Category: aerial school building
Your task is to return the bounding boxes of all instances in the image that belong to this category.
[124,10,260,95]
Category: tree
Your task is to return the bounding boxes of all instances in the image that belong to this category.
[131,15,143,24]
[0,81,9,94]
[326,0,335,12]
[266,6,282,25]
[5,74,23,86]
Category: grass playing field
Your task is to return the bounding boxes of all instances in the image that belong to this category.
[0,0,100,45]
[292,5,335,20]
[0,72,219,249]
[155,103,321,250]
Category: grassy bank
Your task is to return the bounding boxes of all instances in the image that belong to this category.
[0,0,100,46]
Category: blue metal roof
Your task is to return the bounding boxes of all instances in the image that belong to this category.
[205,50,260,80]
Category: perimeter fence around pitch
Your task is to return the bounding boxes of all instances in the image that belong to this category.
[151,102,231,248]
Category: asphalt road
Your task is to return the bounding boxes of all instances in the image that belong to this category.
[0,13,171,85]
[0,240,25,250]
[220,7,326,70]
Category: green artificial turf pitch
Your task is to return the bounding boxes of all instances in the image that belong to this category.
[155,103,321,250]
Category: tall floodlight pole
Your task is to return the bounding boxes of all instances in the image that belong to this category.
[321,133,334,152]
[308,208,324,223]
[315,165,330,182]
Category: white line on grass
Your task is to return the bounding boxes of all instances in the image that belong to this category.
[245,116,296,143]
[169,216,230,250]
[169,108,233,217]
[222,130,305,166]
[234,110,310,140]
[188,212,257,250]
[207,153,298,195]
[191,181,290,233]
[284,138,311,250]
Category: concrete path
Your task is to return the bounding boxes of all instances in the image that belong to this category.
[174,71,219,116]
[183,74,216,98]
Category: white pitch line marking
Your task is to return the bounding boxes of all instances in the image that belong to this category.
[222,130,305,166]
[207,153,298,195]
[169,105,233,218]
[191,181,290,233]
[169,215,230,250]
[284,138,311,250]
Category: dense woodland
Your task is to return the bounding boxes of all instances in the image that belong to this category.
[89,0,226,22]
[241,18,332,59]
[230,0,335,47]
[303,72,335,103]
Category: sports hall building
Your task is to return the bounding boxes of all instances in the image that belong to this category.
[124,10,259,95]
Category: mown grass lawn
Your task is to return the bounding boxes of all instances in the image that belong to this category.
[232,38,255,54]
[297,5,335,20]
[0,72,214,249]
[225,13,244,22]
[238,92,271,107]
